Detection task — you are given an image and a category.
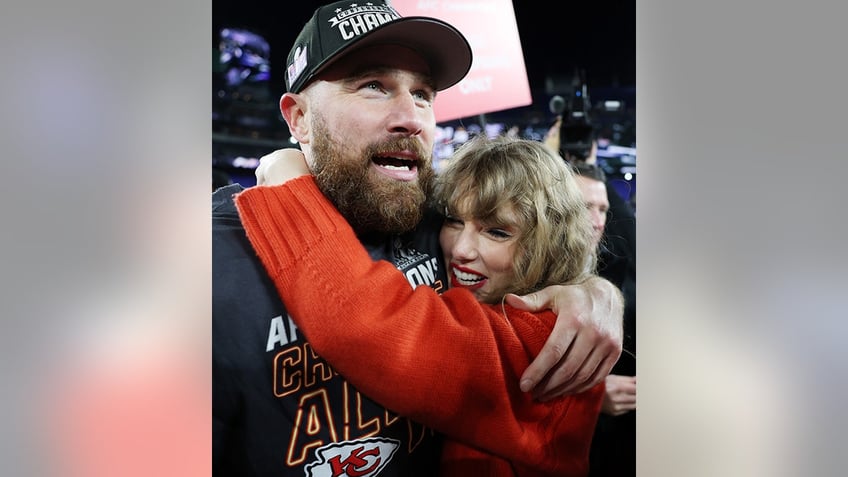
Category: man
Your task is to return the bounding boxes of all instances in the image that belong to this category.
[544,121,636,357]
[213,2,622,475]
[544,121,636,287]
[572,163,637,477]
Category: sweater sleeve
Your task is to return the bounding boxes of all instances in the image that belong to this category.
[234,178,603,476]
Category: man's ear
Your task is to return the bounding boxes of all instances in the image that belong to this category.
[280,93,309,143]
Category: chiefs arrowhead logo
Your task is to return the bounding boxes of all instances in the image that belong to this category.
[306,437,400,477]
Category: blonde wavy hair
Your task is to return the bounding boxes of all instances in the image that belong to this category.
[432,135,597,303]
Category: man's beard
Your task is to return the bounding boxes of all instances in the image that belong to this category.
[310,117,434,236]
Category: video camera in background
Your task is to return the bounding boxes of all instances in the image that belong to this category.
[549,74,595,161]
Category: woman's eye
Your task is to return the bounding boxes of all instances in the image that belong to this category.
[487,228,512,239]
[443,215,463,226]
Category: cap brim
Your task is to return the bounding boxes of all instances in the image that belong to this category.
[313,17,472,92]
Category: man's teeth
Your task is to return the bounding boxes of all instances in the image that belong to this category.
[453,269,484,284]
[378,164,411,171]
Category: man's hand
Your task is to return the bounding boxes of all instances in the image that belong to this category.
[542,116,562,155]
[601,374,636,416]
[255,148,310,186]
[506,276,623,400]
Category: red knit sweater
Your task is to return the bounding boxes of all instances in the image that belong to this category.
[235,177,604,477]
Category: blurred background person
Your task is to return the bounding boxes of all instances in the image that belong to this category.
[546,120,635,355]
[572,162,636,477]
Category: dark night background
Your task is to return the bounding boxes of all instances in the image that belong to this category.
[212,0,635,101]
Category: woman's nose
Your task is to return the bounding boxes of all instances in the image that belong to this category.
[450,228,478,261]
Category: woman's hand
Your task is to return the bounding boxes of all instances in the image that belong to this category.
[255,148,310,186]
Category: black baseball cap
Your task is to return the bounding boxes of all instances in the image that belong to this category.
[285,0,473,93]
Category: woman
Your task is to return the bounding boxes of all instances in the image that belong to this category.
[235,136,608,476]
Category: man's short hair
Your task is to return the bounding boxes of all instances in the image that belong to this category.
[570,162,607,183]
